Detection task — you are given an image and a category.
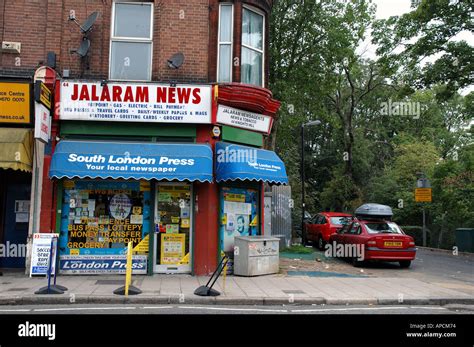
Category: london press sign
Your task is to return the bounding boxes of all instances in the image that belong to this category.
[59,81,212,123]
[217,105,273,134]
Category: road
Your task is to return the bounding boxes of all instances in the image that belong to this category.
[281,247,474,295]
[0,303,472,314]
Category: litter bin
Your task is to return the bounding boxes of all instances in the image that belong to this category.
[234,236,279,276]
[455,228,474,253]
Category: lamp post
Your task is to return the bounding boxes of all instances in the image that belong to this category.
[301,120,321,245]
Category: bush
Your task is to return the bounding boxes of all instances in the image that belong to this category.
[401,226,431,246]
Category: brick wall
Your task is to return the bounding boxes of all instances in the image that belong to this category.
[0,0,210,83]
[0,0,273,84]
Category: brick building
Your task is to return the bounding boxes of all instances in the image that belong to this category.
[0,0,286,276]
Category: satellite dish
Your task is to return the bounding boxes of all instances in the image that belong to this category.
[76,38,91,57]
[81,11,99,34]
[167,52,185,69]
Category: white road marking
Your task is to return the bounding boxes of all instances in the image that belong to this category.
[141,306,175,309]
[409,306,447,310]
[291,306,447,313]
[33,306,137,312]
[178,306,288,313]
[0,309,31,312]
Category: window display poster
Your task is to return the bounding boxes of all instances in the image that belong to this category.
[161,233,185,264]
[166,224,179,234]
[59,180,151,262]
[181,218,190,228]
[219,187,259,254]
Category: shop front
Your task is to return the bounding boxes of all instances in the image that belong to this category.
[0,81,34,269]
[49,140,212,274]
[215,141,288,271]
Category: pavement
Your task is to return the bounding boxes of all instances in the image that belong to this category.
[0,247,472,307]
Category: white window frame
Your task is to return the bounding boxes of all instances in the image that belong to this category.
[109,1,154,81]
[241,4,265,87]
[217,3,234,83]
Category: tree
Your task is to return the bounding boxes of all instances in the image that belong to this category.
[372,0,474,100]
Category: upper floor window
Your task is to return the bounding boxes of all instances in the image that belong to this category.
[241,6,264,86]
[217,4,233,83]
[109,2,153,81]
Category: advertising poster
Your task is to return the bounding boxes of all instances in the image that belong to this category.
[30,233,59,276]
[161,233,185,264]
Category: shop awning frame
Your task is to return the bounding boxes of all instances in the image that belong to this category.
[215,142,288,185]
[49,140,213,182]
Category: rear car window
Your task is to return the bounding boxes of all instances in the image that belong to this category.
[364,222,403,234]
[330,216,351,225]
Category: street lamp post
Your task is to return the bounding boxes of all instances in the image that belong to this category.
[301,120,321,245]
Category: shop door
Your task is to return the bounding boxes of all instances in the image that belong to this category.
[153,183,192,273]
[0,183,30,268]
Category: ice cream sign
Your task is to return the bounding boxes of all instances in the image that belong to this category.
[59,81,211,124]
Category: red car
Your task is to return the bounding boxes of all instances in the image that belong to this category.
[304,212,353,250]
[329,218,416,268]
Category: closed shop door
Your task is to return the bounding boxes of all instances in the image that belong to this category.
[153,183,193,273]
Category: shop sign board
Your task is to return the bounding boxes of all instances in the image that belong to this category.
[217,105,272,134]
[34,102,51,143]
[34,81,52,109]
[0,82,32,125]
[59,81,212,124]
[30,233,59,276]
[59,255,147,274]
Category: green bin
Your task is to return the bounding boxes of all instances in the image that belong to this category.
[455,228,474,253]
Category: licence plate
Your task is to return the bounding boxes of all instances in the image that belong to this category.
[384,241,402,247]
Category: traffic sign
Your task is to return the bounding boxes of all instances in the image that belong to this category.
[415,188,432,202]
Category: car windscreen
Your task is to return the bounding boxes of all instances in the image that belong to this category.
[364,222,403,234]
[330,217,351,225]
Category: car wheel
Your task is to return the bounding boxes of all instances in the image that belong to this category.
[318,236,325,251]
[352,257,364,267]
[399,260,411,268]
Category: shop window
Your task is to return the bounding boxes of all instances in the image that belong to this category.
[241,6,264,86]
[59,180,151,259]
[109,2,153,81]
[217,4,234,82]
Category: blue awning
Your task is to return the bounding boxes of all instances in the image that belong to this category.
[49,140,213,182]
[215,142,288,184]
